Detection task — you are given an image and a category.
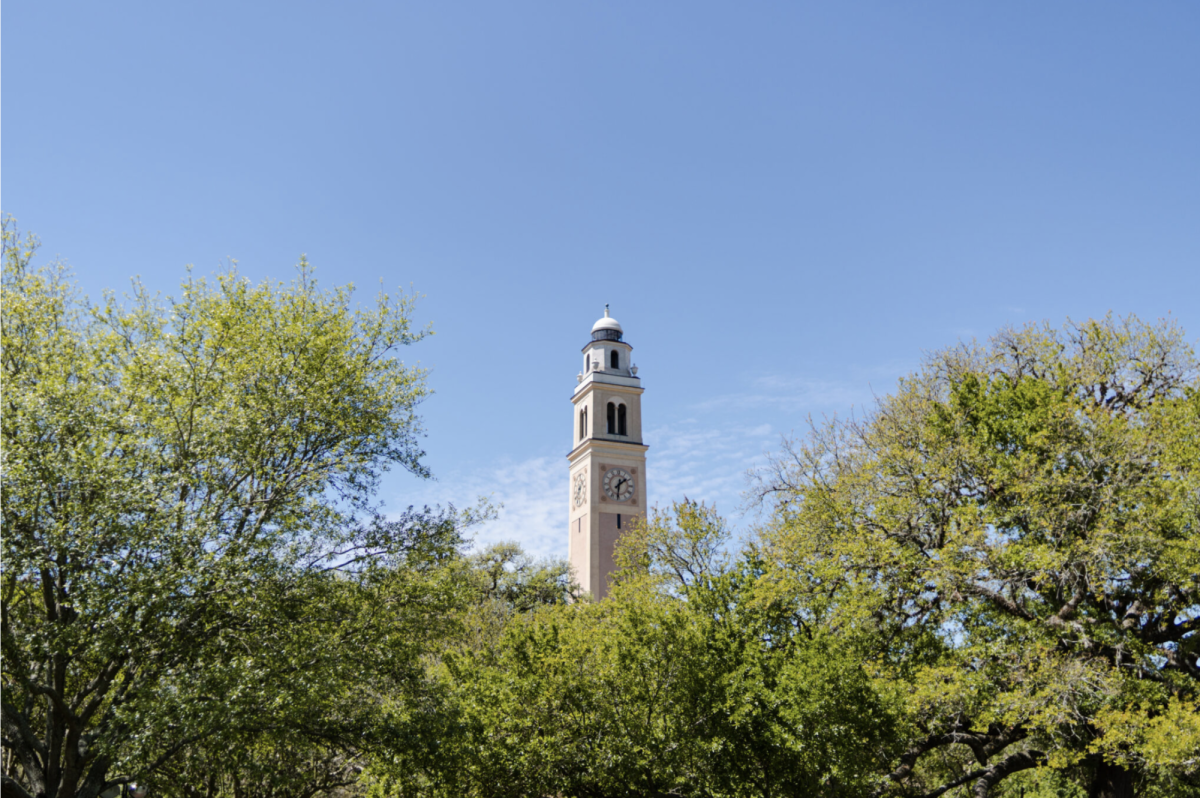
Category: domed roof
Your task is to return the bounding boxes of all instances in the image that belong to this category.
[591,304,623,335]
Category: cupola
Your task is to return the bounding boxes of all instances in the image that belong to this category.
[591,305,623,342]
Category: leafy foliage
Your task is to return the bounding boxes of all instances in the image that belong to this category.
[1,218,463,798]
[5,219,1196,798]
[750,316,1200,797]
[396,504,904,798]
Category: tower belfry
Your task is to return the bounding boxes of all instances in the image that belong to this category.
[567,306,648,599]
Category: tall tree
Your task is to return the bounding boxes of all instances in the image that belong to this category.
[0,219,459,798]
[751,316,1200,798]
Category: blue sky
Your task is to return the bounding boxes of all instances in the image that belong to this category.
[5,3,1198,558]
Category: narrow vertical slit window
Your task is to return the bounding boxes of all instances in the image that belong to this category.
[618,404,628,436]
[617,514,622,529]
[607,402,616,434]
[610,350,619,369]
[580,407,588,440]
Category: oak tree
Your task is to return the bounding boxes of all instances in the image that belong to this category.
[752,316,1199,798]
[1,220,459,798]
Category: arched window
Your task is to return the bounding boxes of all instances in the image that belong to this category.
[580,407,588,440]
[618,403,628,436]
[586,357,591,372]
[610,350,619,369]
[606,402,616,435]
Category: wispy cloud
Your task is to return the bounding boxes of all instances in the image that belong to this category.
[390,454,565,560]
[688,364,909,417]
[691,376,872,415]
[645,419,775,516]
[393,420,776,562]
[650,368,907,521]
[392,367,908,561]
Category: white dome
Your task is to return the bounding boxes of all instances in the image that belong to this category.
[591,305,623,334]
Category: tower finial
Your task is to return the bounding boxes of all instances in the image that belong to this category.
[604,303,610,317]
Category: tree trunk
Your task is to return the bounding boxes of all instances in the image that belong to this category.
[1088,759,1134,798]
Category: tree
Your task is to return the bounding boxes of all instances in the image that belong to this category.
[614,502,905,798]
[141,518,473,798]
[427,577,725,797]
[402,505,902,798]
[751,316,1200,798]
[1,219,465,798]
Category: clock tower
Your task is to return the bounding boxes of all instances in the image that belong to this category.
[568,306,648,600]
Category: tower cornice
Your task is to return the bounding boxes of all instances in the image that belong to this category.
[567,438,650,462]
[572,377,643,401]
[581,339,633,354]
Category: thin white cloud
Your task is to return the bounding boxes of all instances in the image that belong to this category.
[651,369,908,523]
[689,370,898,416]
[691,383,859,414]
[644,419,775,516]
[391,454,565,560]
[393,368,908,561]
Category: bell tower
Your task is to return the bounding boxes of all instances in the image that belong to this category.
[567,306,648,600]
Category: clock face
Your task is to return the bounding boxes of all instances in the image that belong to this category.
[572,469,587,508]
[603,468,635,502]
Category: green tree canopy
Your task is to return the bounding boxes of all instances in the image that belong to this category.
[402,504,904,798]
[1,219,466,798]
[7,217,1195,798]
[751,316,1199,798]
